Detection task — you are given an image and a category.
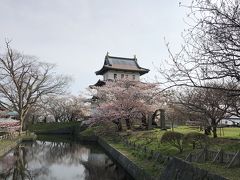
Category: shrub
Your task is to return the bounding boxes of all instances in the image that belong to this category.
[184,132,209,149]
[161,131,184,153]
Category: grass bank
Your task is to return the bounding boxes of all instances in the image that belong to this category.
[106,136,166,177]
[0,133,36,157]
[80,125,240,180]
[126,126,240,154]
[28,121,81,133]
[125,126,240,180]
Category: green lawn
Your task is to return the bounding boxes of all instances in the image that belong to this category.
[193,162,240,180]
[216,127,240,139]
[0,139,17,150]
[171,126,240,139]
[0,134,36,157]
[125,126,240,154]
[123,126,240,179]
[105,137,165,177]
[108,138,239,180]
[80,125,239,180]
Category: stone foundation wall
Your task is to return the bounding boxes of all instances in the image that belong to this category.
[97,137,154,180]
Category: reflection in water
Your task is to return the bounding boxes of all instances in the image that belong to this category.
[0,140,133,180]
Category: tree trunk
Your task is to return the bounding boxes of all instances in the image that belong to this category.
[212,125,217,138]
[147,114,153,130]
[118,120,123,131]
[141,114,147,128]
[211,119,218,138]
[31,115,35,124]
[20,119,23,133]
[112,119,122,131]
[43,117,47,123]
[160,109,166,130]
[19,113,25,133]
[125,118,131,129]
[192,142,195,149]
[204,126,211,135]
[171,121,174,131]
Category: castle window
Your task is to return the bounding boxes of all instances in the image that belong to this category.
[126,74,128,79]
[121,74,124,79]
[114,74,117,79]
[132,75,135,80]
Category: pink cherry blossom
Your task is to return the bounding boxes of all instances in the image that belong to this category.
[89,80,165,130]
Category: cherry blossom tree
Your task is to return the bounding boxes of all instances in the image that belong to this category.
[41,95,86,122]
[176,84,233,138]
[0,119,20,132]
[89,80,165,131]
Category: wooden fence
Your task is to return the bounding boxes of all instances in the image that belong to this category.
[0,132,21,141]
[185,148,240,168]
[122,138,239,168]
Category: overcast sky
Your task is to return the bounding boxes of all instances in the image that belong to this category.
[0,0,191,94]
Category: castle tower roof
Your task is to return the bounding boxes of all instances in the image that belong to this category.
[95,53,149,76]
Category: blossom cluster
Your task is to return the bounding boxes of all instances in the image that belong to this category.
[0,119,20,132]
[89,80,166,124]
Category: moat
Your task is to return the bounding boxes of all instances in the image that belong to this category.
[0,136,133,180]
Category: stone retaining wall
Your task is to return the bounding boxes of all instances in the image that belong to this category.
[76,135,98,142]
[97,137,154,180]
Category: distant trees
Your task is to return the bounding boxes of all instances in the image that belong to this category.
[38,95,87,123]
[23,94,88,126]
[89,80,165,131]
[0,42,70,131]
[176,83,233,138]
[165,104,187,131]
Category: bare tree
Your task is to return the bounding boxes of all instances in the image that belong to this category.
[0,42,70,131]
[160,0,240,94]
[64,95,86,121]
[166,104,188,131]
[41,96,67,123]
[177,84,233,138]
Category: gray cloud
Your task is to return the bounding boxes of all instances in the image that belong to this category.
[0,0,191,94]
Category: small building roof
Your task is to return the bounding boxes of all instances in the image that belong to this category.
[89,80,106,88]
[95,53,150,76]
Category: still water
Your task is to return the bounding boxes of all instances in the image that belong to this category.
[0,137,133,180]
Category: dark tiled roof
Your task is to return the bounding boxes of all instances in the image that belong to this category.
[96,53,150,75]
[89,80,106,88]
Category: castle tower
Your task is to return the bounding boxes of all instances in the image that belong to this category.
[95,53,149,83]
